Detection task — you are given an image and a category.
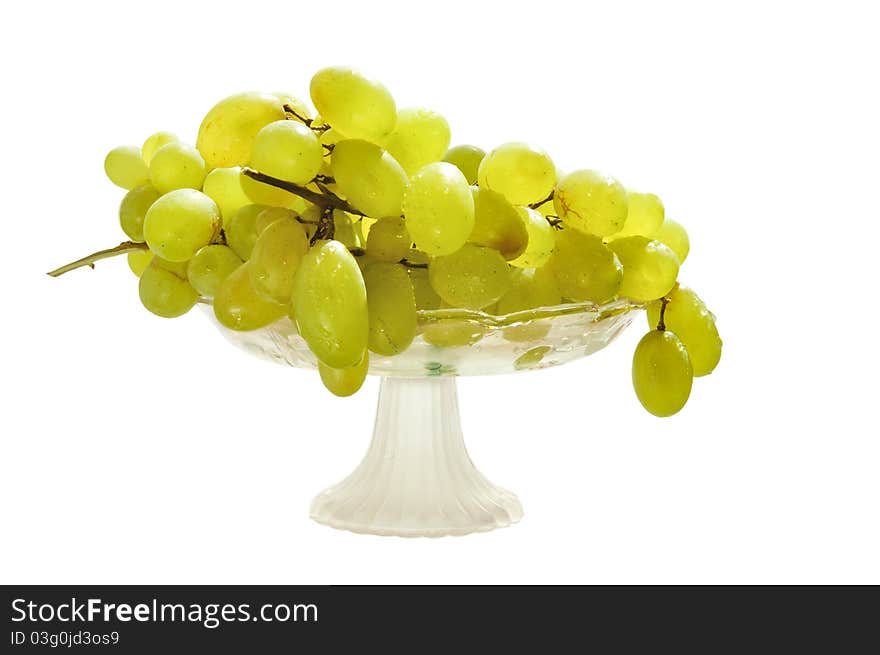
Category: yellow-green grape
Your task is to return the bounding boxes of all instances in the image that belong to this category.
[409,266,442,310]
[613,191,664,239]
[632,329,693,417]
[119,184,161,242]
[273,92,312,122]
[143,189,220,262]
[653,219,690,264]
[496,267,561,342]
[138,258,199,318]
[254,206,299,234]
[367,216,410,262]
[510,207,556,269]
[382,108,451,175]
[429,243,511,309]
[291,240,368,368]
[104,146,150,189]
[196,92,286,169]
[332,209,363,249]
[477,142,556,206]
[248,218,309,303]
[186,245,242,298]
[310,66,396,143]
[363,262,417,356]
[548,229,622,303]
[213,262,286,331]
[443,145,485,185]
[127,249,154,277]
[647,287,721,376]
[422,319,486,347]
[240,120,323,206]
[330,139,407,218]
[403,162,475,256]
[225,204,266,260]
[469,187,528,261]
[496,267,561,314]
[202,166,251,228]
[149,142,207,194]
[609,236,679,302]
[554,170,628,237]
[318,351,369,397]
[141,131,178,165]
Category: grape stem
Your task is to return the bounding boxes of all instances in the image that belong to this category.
[311,206,336,244]
[282,104,331,133]
[528,191,554,210]
[544,215,564,230]
[399,259,428,269]
[46,241,149,277]
[656,296,670,331]
[241,167,365,216]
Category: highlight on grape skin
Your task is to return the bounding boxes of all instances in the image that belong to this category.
[48,65,721,415]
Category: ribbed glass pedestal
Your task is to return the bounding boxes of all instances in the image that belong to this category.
[310,377,523,537]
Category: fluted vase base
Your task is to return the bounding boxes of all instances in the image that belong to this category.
[310,376,522,537]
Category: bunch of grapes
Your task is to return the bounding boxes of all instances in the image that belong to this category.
[54,66,721,415]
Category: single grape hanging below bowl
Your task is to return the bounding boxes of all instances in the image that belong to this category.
[49,66,722,537]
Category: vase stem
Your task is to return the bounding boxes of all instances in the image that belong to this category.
[310,376,523,537]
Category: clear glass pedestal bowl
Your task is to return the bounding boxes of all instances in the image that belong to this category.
[206,300,642,537]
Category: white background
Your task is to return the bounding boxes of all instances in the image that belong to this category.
[1,0,877,584]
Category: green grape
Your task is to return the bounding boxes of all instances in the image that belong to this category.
[613,191,664,239]
[653,219,690,264]
[273,92,312,122]
[202,166,251,227]
[330,139,407,218]
[139,258,199,318]
[196,92,286,169]
[428,243,511,309]
[254,206,299,234]
[510,207,556,269]
[554,170,628,237]
[477,142,556,205]
[647,287,721,376]
[141,131,178,165]
[186,245,242,298]
[409,266,442,310]
[609,236,679,301]
[248,218,309,303]
[422,319,486,347]
[496,267,561,314]
[213,261,286,331]
[104,146,150,189]
[310,66,396,143]
[143,189,220,262]
[496,267,561,342]
[119,184,161,242]
[403,162,474,256]
[318,351,369,397]
[127,249,153,277]
[291,240,368,368]
[469,187,528,261]
[443,144,485,185]
[363,262,417,356]
[225,204,267,260]
[149,142,207,194]
[239,120,323,206]
[632,329,693,417]
[332,209,363,249]
[367,216,410,262]
[382,108,451,175]
[548,229,622,303]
